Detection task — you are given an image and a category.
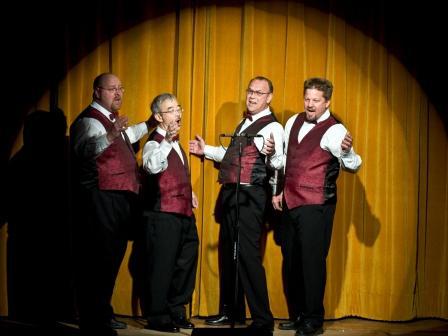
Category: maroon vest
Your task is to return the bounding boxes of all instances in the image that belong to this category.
[284,112,340,209]
[218,114,276,185]
[141,131,193,217]
[73,107,140,194]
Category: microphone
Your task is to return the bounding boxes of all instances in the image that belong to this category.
[241,132,263,138]
[219,133,263,138]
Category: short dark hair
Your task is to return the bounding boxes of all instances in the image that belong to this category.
[303,77,333,101]
[249,76,273,94]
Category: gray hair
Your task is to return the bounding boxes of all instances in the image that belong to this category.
[150,93,177,114]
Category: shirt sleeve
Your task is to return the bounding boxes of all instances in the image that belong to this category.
[281,115,296,173]
[204,145,227,162]
[321,123,362,171]
[71,117,110,159]
[256,122,285,170]
[125,122,148,143]
[142,138,173,174]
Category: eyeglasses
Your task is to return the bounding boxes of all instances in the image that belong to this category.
[246,89,270,97]
[98,86,125,93]
[159,107,184,114]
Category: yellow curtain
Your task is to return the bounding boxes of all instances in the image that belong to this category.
[1,0,447,321]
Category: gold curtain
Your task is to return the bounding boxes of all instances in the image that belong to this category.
[1,0,447,321]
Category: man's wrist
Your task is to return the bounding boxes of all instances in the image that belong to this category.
[341,147,351,156]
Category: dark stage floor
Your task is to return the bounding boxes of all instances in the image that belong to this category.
[1,316,448,335]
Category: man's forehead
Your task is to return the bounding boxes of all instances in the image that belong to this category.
[249,80,267,88]
[102,75,120,85]
[161,99,178,107]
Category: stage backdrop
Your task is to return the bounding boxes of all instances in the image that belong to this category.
[0,0,447,321]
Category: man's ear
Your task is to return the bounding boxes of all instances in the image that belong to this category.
[154,113,163,123]
[94,88,101,100]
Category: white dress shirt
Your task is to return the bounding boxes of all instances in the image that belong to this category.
[203,108,285,170]
[142,127,185,174]
[284,109,362,171]
[71,101,148,159]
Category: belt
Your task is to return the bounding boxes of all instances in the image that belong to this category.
[224,183,257,189]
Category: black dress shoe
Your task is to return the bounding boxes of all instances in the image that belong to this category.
[279,317,302,330]
[295,321,323,335]
[145,322,180,333]
[205,314,230,325]
[205,314,245,325]
[109,318,127,329]
[172,316,195,329]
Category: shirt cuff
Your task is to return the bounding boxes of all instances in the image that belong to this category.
[204,145,215,160]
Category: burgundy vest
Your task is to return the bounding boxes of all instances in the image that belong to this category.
[141,131,193,217]
[73,107,140,194]
[218,114,276,185]
[284,112,340,209]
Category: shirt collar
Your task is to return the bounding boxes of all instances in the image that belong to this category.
[247,107,272,122]
[305,109,330,125]
[156,126,179,142]
[91,101,114,120]
[156,126,167,137]
[316,109,330,123]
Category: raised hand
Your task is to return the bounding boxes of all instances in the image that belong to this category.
[107,115,129,142]
[165,121,181,142]
[341,132,353,152]
[189,135,205,156]
[261,132,275,156]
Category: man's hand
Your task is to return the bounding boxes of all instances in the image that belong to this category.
[107,116,128,142]
[189,135,206,156]
[261,132,275,156]
[272,192,283,211]
[341,132,353,153]
[192,192,199,209]
[165,121,181,142]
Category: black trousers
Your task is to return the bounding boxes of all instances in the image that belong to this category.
[281,203,336,325]
[216,218,245,319]
[220,184,273,328]
[139,211,199,325]
[74,188,138,329]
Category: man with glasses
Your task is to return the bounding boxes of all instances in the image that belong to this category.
[70,72,149,336]
[135,93,199,333]
[189,76,284,335]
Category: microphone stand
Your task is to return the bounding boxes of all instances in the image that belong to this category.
[231,141,242,329]
[192,134,256,336]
